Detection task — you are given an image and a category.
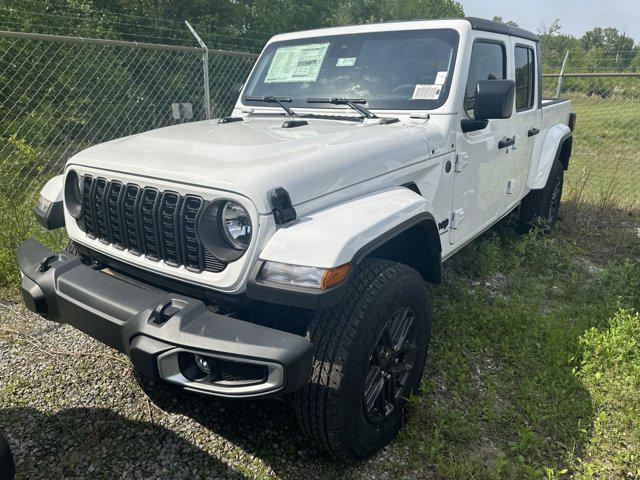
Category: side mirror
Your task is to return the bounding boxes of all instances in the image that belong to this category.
[474,79,515,120]
[461,79,515,133]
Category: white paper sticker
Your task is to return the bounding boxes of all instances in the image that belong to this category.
[336,57,357,67]
[265,43,330,83]
[412,84,442,100]
[435,71,448,85]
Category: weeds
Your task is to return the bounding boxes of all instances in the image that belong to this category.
[398,208,639,479]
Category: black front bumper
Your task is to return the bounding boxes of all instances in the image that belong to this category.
[17,238,313,398]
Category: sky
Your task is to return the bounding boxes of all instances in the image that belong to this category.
[460,0,640,42]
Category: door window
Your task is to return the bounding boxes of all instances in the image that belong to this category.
[464,41,506,117]
[514,46,535,111]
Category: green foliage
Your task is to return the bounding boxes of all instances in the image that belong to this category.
[396,214,640,479]
[573,310,640,478]
[0,185,65,290]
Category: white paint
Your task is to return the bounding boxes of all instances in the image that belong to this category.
[259,187,431,268]
[40,174,64,203]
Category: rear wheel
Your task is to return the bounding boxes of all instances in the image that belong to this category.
[518,159,564,234]
[294,259,430,461]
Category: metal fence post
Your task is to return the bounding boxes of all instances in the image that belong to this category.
[556,50,570,98]
[185,21,211,120]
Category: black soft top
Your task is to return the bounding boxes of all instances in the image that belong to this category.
[465,17,539,42]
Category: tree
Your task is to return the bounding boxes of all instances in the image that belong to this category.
[581,27,635,68]
[492,16,519,27]
[332,0,464,25]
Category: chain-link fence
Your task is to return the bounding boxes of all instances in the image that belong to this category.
[542,72,640,208]
[0,30,257,199]
[0,29,639,211]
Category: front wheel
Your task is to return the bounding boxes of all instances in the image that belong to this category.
[294,259,430,461]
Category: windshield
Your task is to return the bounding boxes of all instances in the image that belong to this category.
[242,29,459,111]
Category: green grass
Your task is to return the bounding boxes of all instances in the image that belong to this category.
[0,185,65,290]
[392,211,640,479]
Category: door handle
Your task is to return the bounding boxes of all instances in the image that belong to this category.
[527,127,540,137]
[498,136,515,149]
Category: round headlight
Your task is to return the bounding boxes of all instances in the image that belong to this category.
[198,200,252,263]
[64,169,82,219]
[219,201,252,250]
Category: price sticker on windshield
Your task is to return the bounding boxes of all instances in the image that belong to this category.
[412,84,442,100]
[265,43,330,83]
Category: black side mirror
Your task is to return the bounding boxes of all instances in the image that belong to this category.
[461,79,515,133]
[474,79,515,120]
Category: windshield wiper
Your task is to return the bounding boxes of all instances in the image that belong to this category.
[306,97,378,119]
[245,96,297,116]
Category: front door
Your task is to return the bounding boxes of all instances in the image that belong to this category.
[450,38,513,245]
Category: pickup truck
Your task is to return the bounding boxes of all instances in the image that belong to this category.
[17,17,574,461]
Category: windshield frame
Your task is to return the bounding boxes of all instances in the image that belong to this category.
[241,28,460,112]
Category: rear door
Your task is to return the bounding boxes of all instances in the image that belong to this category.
[505,38,540,207]
[450,36,513,245]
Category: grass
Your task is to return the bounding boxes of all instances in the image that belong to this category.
[393,209,640,479]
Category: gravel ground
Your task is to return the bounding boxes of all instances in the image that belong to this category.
[0,301,408,480]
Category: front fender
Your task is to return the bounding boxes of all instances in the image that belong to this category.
[258,187,436,269]
[526,124,572,190]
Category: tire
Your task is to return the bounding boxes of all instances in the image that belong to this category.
[518,158,564,234]
[294,258,431,462]
[0,431,15,480]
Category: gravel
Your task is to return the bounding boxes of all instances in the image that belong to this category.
[0,301,403,480]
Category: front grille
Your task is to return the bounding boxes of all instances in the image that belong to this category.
[77,175,227,273]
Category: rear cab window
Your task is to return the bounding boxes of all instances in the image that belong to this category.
[514,45,536,111]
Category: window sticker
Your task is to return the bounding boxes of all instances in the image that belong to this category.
[435,70,448,85]
[265,43,330,83]
[412,84,442,100]
[336,57,357,67]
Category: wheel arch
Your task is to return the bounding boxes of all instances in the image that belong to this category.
[248,187,443,309]
[526,123,572,190]
[353,213,442,284]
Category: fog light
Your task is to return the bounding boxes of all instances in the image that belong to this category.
[194,354,212,374]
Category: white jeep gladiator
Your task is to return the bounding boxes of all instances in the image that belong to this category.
[18,17,574,461]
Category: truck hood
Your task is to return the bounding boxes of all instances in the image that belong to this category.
[69,116,430,213]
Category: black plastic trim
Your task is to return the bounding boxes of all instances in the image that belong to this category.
[16,238,313,398]
[271,187,296,225]
[556,132,573,171]
[33,198,64,230]
[466,17,539,43]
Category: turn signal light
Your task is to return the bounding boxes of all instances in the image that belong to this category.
[321,263,351,289]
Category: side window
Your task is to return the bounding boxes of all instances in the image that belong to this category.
[465,41,506,117]
[515,46,535,110]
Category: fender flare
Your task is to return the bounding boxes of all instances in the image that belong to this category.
[526,124,572,190]
[247,187,442,309]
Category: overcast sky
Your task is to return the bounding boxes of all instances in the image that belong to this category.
[460,0,640,42]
